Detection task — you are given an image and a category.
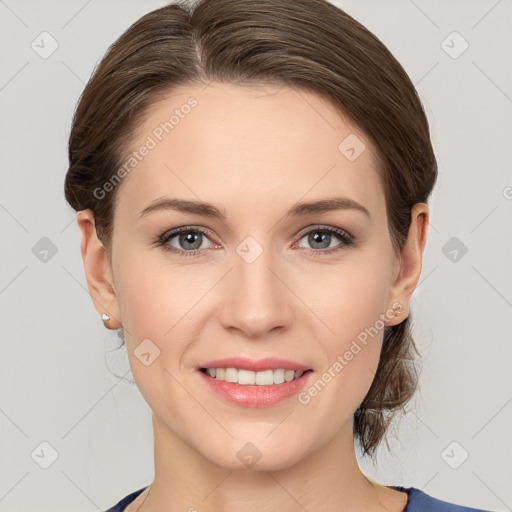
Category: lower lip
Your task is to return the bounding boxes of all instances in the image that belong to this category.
[198,369,313,408]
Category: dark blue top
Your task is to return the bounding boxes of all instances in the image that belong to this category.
[104,485,496,511]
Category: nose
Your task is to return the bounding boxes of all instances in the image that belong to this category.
[218,244,294,338]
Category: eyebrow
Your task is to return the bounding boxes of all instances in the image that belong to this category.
[138,196,371,220]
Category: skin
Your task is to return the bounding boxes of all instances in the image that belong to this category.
[77,82,428,512]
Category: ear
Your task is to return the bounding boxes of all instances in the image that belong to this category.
[76,210,122,329]
[385,202,430,326]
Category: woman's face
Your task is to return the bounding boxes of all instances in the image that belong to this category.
[89,82,421,470]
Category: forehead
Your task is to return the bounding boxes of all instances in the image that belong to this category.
[114,82,385,223]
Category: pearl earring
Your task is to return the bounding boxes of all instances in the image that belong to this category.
[101,313,111,327]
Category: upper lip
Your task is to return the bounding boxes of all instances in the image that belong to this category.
[199,357,312,372]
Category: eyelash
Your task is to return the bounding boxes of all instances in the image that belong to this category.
[155,225,356,259]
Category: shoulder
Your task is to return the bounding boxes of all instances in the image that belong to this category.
[397,486,497,512]
[103,486,149,512]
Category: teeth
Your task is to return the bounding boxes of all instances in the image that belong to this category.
[204,367,307,385]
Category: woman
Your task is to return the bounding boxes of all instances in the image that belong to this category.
[64,0,495,511]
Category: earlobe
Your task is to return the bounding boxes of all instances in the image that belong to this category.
[385,202,429,326]
[76,210,122,329]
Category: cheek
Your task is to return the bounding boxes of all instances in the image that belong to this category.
[114,252,205,337]
[113,255,216,389]
[304,256,390,344]
[301,258,390,401]
[112,262,191,414]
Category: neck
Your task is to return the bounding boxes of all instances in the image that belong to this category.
[132,414,404,512]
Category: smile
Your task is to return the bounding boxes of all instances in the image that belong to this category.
[200,367,312,385]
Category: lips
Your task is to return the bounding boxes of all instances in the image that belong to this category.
[196,356,314,407]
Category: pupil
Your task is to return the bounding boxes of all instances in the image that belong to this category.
[310,231,329,249]
[180,232,201,250]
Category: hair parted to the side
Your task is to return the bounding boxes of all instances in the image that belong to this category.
[64,0,437,458]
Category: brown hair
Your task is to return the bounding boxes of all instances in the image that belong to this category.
[64,0,437,458]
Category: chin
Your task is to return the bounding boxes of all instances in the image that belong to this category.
[198,436,312,473]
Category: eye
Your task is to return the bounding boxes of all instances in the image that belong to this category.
[293,225,355,256]
[156,226,218,258]
[155,224,356,259]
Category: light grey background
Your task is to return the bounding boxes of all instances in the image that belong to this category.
[1,1,511,511]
